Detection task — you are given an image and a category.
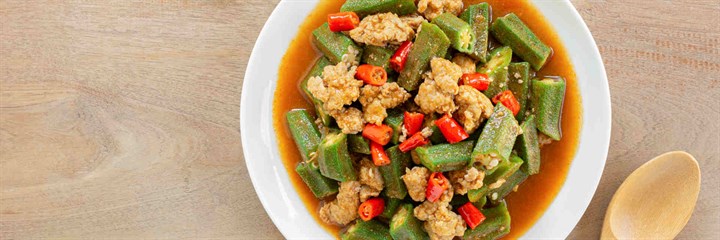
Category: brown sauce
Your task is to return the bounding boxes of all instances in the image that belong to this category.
[272,0,582,238]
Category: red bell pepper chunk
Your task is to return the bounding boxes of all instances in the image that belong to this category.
[327,12,360,32]
[362,124,393,145]
[370,141,391,166]
[426,172,450,202]
[403,111,424,136]
[358,197,385,221]
[355,64,387,86]
[492,90,521,116]
[435,114,469,144]
[398,132,429,152]
[389,41,413,72]
[460,73,491,91]
[458,202,486,229]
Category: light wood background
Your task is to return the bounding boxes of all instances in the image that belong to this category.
[1,0,718,239]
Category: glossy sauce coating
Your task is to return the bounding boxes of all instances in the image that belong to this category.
[272,0,582,238]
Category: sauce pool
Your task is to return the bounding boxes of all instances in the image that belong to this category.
[271,0,582,238]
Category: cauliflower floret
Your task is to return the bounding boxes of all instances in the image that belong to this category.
[330,107,365,134]
[359,158,384,202]
[307,50,362,112]
[400,14,427,32]
[402,166,430,202]
[319,181,361,226]
[414,58,462,114]
[452,54,476,74]
[454,85,494,133]
[448,167,485,195]
[359,82,411,124]
[417,0,464,20]
[349,13,415,46]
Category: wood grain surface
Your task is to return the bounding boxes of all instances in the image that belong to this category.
[1,0,718,239]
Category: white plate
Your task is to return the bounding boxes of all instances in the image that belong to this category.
[241,0,611,238]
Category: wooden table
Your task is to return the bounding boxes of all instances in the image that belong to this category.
[1,0,718,238]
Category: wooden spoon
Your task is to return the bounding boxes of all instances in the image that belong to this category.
[601,151,701,239]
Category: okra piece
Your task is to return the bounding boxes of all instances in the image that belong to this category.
[341,0,417,18]
[295,162,339,198]
[380,146,411,199]
[362,45,395,73]
[431,13,476,54]
[471,104,521,171]
[398,22,450,91]
[491,13,552,71]
[348,134,371,155]
[514,115,541,175]
[300,57,333,126]
[318,132,357,181]
[473,194,488,210]
[507,62,531,122]
[478,47,512,98]
[484,154,523,185]
[531,77,566,140]
[459,3,490,62]
[450,194,470,208]
[380,197,403,219]
[313,23,361,64]
[384,110,404,145]
[463,201,511,240]
[342,219,392,240]
[390,204,430,240]
[488,169,529,205]
[414,141,475,172]
[286,109,322,162]
[468,185,488,203]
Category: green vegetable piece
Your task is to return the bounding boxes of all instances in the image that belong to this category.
[286,109,322,162]
[390,204,430,240]
[295,161,339,198]
[381,146,411,199]
[530,77,566,140]
[490,13,552,71]
[348,134,371,155]
[450,194,470,208]
[459,3,491,62]
[514,115,541,175]
[473,194,488,210]
[507,62,531,122]
[362,45,396,73]
[432,13,476,54]
[471,104,521,172]
[478,46,512,98]
[318,132,357,181]
[342,219,392,240]
[312,23,361,65]
[384,110,404,145]
[380,197,403,219]
[300,57,333,126]
[468,185,488,203]
[484,154,523,185]
[398,22,450,91]
[463,201,511,240]
[341,0,417,18]
[488,169,529,205]
[414,141,475,172]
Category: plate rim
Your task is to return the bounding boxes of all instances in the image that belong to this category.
[241,0,611,238]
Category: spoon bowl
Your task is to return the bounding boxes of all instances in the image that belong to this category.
[602,151,701,239]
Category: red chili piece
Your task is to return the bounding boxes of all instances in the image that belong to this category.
[362,124,393,146]
[492,90,521,116]
[434,114,469,144]
[403,111,424,136]
[426,172,450,202]
[458,202,486,229]
[358,198,385,221]
[389,41,413,72]
[356,64,388,86]
[460,73,491,91]
[398,132,429,153]
[370,141,391,166]
[327,12,360,32]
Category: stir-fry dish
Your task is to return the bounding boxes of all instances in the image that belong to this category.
[285,0,566,239]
